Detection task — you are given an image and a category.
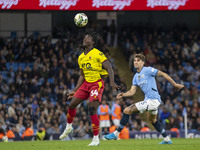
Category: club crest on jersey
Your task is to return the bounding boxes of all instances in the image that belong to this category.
[142,74,145,78]
[89,56,91,59]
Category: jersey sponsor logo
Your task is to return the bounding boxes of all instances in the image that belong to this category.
[39,0,79,10]
[82,63,85,68]
[146,0,189,10]
[86,63,92,69]
[82,63,92,69]
[138,80,147,87]
[92,0,134,10]
[0,0,19,9]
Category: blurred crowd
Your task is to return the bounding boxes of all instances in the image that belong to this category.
[119,23,200,131]
[0,23,200,141]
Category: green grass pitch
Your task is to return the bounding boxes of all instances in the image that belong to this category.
[1,138,199,150]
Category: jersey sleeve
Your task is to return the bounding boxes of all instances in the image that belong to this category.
[132,75,137,86]
[147,67,158,76]
[97,51,107,63]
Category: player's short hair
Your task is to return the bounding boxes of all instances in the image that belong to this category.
[134,53,145,62]
[86,32,97,46]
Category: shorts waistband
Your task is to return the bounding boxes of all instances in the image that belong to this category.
[84,79,104,84]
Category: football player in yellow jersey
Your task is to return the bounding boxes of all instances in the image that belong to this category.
[59,32,120,146]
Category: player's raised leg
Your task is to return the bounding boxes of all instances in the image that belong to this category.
[149,113,172,144]
[59,97,83,139]
[104,104,138,140]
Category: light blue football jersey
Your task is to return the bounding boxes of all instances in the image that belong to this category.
[132,66,161,102]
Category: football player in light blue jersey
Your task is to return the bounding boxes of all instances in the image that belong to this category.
[104,53,184,144]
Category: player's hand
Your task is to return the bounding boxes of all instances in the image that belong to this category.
[174,84,184,90]
[110,82,120,91]
[116,92,123,99]
[66,91,75,100]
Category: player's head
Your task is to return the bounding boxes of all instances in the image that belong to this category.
[133,53,145,69]
[83,32,97,48]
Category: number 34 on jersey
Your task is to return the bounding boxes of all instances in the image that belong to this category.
[91,89,98,96]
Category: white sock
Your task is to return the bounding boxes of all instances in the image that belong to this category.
[164,136,170,142]
[66,123,72,128]
[93,135,99,140]
[114,130,120,137]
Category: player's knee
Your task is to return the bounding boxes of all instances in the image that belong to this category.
[150,118,157,124]
[88,106,96,115]
[123,104,137,114]
[69,103,76,109]
[123,107,131,115]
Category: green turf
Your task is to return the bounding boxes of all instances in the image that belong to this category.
[1,138,199,150]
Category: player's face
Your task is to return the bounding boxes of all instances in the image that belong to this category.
[83,35,94,48]
[134,57,144,69]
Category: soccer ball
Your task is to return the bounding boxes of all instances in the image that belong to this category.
[74,13,88,27]
[2,136,8,142]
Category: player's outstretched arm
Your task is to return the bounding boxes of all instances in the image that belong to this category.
[156,70,184,90]
[102,60,120,91]
[67,70,84,100]
[116,85,137,99]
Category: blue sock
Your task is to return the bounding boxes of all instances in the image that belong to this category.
[152,121,167,137]
[117,113,129,132]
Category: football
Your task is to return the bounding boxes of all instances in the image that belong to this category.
[74,13,88,27]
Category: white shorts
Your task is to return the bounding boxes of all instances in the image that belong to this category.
[113,119,120,126]
[135,99,161,115]
[100,120,111,127]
